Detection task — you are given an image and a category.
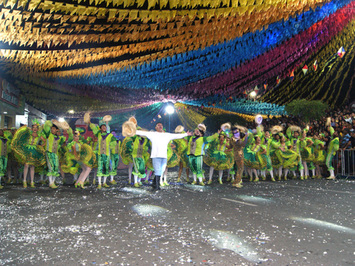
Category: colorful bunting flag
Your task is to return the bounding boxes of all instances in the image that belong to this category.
[289,69,295,82]
[337,46,345,58]
[263,83,268,90]
[313,60,318,71]
[302,65,308,75]
[276,76,281,86]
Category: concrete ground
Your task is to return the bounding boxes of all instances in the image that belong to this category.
[1,169,354,265]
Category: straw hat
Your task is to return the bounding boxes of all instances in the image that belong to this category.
[84,112,91,124]
[197,123,206,133]
[102,115,112,123]
[175,125,184,133]
[122,121,136,137]
[128,116,137,126]
[288,125,301,134]
[52,120,61,129]
[271,125,283,135]
[220,123,231,132]
[233,124,248,134]
[60,121,70,130]
[255,114,263,125]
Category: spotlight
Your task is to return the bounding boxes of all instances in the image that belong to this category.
[250,91,257,98]
[165,105,175,115]
[58,117,65,122]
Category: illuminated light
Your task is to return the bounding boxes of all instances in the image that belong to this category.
[291,217,355,234]
[120,187,150,195]
[132,204,170,217]
[206,230,261,263]
[165,105,175,115]
[236,195,273,204]
[58,117,65,122]
[250,91,257,98]
[183,184,210,192]
[68,110,74,114]
[3,112,7,114]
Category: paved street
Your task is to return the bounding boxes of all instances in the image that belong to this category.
[1,170,354,265]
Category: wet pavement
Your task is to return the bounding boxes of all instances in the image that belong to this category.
[1,169,355,265]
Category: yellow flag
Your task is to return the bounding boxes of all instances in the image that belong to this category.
[17,0,28,9]
[123,0,134,7]
[119,9,129,19]
[169,0,179,8]
[27,0,41,11]
[148,0,158,9]
[129,9,138,20]
[160,0,168,8]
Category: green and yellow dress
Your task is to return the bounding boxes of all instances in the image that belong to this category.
[62,141,96,173]
[11,126,46,168]
[204,139,234,171]
[244,141,268,170]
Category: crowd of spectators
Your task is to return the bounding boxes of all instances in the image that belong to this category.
[245,104,355,151]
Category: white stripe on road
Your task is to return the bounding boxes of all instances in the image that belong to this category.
[221,198,257,207]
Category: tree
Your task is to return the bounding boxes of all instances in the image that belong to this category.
[285,99,328,122]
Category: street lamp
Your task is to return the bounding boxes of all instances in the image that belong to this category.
[250,91,257,101]
[165,104,175,132]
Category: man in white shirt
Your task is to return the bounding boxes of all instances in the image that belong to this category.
[136,123,191,190]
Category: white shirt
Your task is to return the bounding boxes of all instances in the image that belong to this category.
[136,130,187,158]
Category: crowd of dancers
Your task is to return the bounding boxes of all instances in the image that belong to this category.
[0,113,339,190]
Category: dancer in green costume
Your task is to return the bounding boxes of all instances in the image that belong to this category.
[88,114,116,189]
[11,120,46,188]
[186,124,219,186]
[42,120,71,189]
[172,125,189,183]
[312,134,326,178]
[325,121,339,180]
[62,130,95,188]
[300,128,314,179]
[109,138,121,185]
[0,129,11,189]
[244,134,268,182]
[205,130,234,185]
[258,129,275,181]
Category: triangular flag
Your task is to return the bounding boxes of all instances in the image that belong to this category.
[337,46,345,58]
[302,65,308,75]
[313,60,318,71]
[254,85,259,92]
[276,75,281,85]
[263,83,268,90]
[289,70,295,82]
